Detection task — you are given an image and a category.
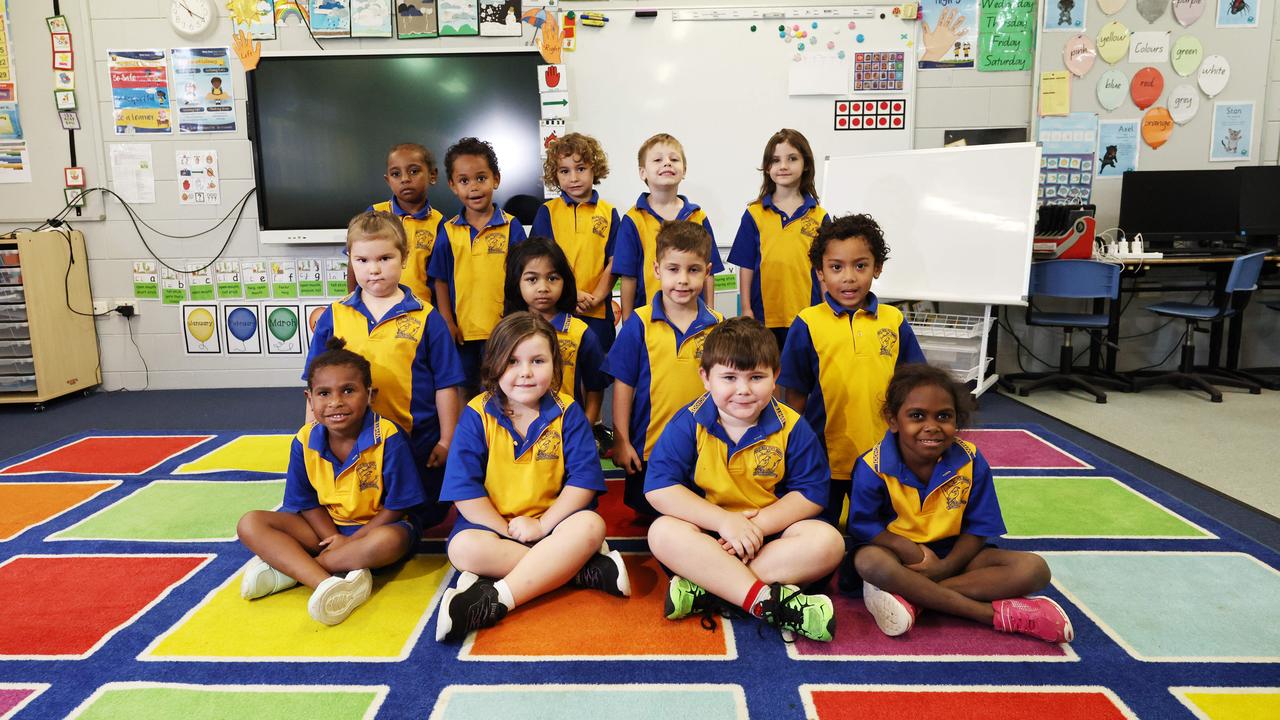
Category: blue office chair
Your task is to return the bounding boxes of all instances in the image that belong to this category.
[1000,260,1131,404]
[1132,251,1268,403]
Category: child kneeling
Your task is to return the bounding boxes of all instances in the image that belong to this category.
[645,317,844,641]
[236,338,426,625]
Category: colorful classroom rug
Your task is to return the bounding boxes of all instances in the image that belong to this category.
[0,425,1276,719]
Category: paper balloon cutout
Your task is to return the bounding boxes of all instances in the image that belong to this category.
[1136,0,1167,23]
[1097,69,1128,110]
[307,306,325,332]
[1169,85,1200,125]
[1130,67,1164,110]
[186,308,215,343]
[1097,21,1131,65]
[1171,35,1203,77]
[227,307,258,342]
[1064,34,1097,77]
[1097,0,1127,14]
[1141,107,1174,149]
[1198,55,1230,98]
[1172,0,1206,27]
[268,307,299,342]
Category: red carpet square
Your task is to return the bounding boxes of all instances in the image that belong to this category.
[802,685,1132,719]
[0,554,210,659]
[601,478,650,539]
[958,429,1091,470]
[1,436,213,475]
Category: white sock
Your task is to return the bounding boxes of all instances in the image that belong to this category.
[493,579,516,610]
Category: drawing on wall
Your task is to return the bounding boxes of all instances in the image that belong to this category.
[396,0,438,38]
[1216,0,1257,28]
[351,0,394,36]
[309,0,351,37]
[228,0,277,39]
[479,0,521,37]
[1209,101,1253,161]
[1045,0,1085,31]
[439,0,479,36]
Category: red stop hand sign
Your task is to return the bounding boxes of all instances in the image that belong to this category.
[544,66,561,89]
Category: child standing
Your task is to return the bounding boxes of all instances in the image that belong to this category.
[779,214,926,525]
[359,142,442,304]
[532,132,619,350]
[605,220,724,517]
[306,211,465,528]
[435,313,630,642]
[849,364,1074,643]
[504,237,610,426]
[645,317,844,641]
[429,137,528,395]
[613,133,724,320]
[729,129,829,349]
[237,339,425,625]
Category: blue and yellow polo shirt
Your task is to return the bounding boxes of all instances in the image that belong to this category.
[778,292,926,480]
[848,430,1006,546]
[304,286,466,463]
[531,191,619,321]
[603,294,723,461]
[283,409,426,526]
[645,394,829,512]
[369,197,443,304]
[550,312,609,400]
[612,193,725,310]
[427,205,528,341]
[727,194,828,329]
[439,392,606,520]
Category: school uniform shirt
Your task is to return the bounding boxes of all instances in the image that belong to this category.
[612,193,725,310]
[550,312,610,400]
[727,194,828,329]
[645,393,829,513]
[603,294,723,461]
[427,206,528,341]
[304,286,466,463]
[531,191,619,321]
[439,392,606,520]
[779,292,926,481]
[283,409,427,527]
[369,197,443,304]
[847,431,1006,546]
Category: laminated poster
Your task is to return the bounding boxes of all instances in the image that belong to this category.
[919,0,976,69]
[1209,101,1253,162]
[272,259,299,299]
[132,261,159,300]
[977,0,1035,72]
[351,0,394,37]
[264,304,304,354]
[1216,0,1257,28]
[182,303,221,354]
[1037,112,1098,206]
[309,0,351,37]
[215,260,244,299]
[297,259,325,297]
[479,0,521,37]
[160,266,188,305]
[1095,119,1139,178]
[242,260,270,300]
[303,303,329,348]
[396,0,438,38]
[187,262,215,301]
[1045,0,1085,31]
[224,304,263,354]
[172,48,236,134]
[108,50,171,134]
[176,150,220,205]
[325,258,349,296]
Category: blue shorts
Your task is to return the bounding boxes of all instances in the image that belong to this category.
[445,506,597,548]
[336,514,423,546]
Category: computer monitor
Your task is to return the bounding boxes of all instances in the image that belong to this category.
[1235,166,1280,243]
[1118,170,1240,247]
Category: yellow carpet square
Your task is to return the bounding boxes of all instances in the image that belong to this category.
[174,435,294,475]
[143,555,449,661]
[1180,690,1280,719]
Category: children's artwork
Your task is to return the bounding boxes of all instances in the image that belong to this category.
[241,260,270,299]
[1096,20,1129,63]
[1129,67,1162,110]
[171,48,236,134]
[1037,112,1097,205]
[1063,34,1096,76]
[439,0,479,36]
[918,0,976,68]
[1097,0,1126,14]
[1197,54,1229,97]
[215,260,244,298]
[1135,0,1167,22]
[182,304,221,353]
[1128,31,1168,64]
[538,118,564,158]
[46,15,70,33]
[264,304,304,354]
[0,102,21,140]
[175,150,220,205]
[1209,101,1253,161]
[186,262,215,301]
[1169,84,1200,124]
[160,267,187,305]
[351,0,393,37]
[53,90,76,110]
[521,5,561,63]
[108,143,156,203]
[1173,0,1207,26]
[297,259,325,296]
[396,0,438,38]
[309,0,351,37]
[1045,0,1085,31]
[272,260,299,299]
[224,304,263,354]
[1095,119,1139,177]
[132,261,159,299]
[479,0,521,37]
[1141,106,1174,148]
[1097,68,1127,109]
[107,50,171,134]
[276,0,311,25]
[853,51,906,91]
[1216,0,1257,28]
[230,0,278,40]
[1171,35,1203,77]
[54,70,74,90]
[324,258,348,296]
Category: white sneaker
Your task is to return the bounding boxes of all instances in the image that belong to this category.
[863,581,918,637]
[240,556,298,600]
[307,568,373,625]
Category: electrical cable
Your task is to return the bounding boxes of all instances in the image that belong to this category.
[292,0,325,51]
[121,313,150,392]
[51,226,113,318]
[1126,325,1191,374]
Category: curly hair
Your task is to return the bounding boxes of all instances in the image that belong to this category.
[444,136,500,179]
[542,132,609,189]
[305,337,373,389]
[809,213,889,271]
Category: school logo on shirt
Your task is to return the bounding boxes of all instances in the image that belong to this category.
[482,232,508,255]
[800,216,821,239]
[558,338,578,366]
[414,229,435,252]
[690,334,707,359]
[356,461,378,491]
[592,214,609,238]
[395,315,423,341]
[941,475,972,510]
[877,327,898,357]
[535,429,562,461]
[752,445,784,478]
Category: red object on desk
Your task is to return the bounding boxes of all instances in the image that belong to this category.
[1034,215,1096,260]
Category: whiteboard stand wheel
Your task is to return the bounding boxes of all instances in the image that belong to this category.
[32,403,45,413]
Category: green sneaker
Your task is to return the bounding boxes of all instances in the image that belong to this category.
[664,575,717,620]
[761,583,836,642]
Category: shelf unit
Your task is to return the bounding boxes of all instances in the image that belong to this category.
[0,231,101,408]
[906,309,997,395]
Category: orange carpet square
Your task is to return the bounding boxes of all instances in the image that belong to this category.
[0,481,117,540]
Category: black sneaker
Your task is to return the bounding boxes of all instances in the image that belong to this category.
[593,423,614,459]
[571,550,631,597]
[759,583,836,642]
[435,572,508,643]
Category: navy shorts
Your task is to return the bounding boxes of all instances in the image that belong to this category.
[445,507,598,548]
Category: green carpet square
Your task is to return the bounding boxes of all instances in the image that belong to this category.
[996,476,1212,539]
[51,480,284,542]
[71,684,382,720]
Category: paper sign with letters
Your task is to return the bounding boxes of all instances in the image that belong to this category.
[1096,21,1130,64]
[1128,31,1169,64]
[1039,71,1071,116]
[1141,106,1174,149]
[1169,84,1199,124]
[1198,54,1229,97]
[1171,35,1203,77]
[1130,67,1163,110]
[1097,69,1127,110]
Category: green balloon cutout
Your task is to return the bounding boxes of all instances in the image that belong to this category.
[268,307,299,342]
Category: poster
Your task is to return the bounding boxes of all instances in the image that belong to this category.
[160,266,187,305]
[396,0,437,37]
[224,303,263,354]
[303,303,329,348]
[1209,101,1253,161]
[108,144,156,204]
[351,0,394,37]
[1044,0,1085,31]
[0,143,30,184]
[1216,0,1257,28]
[1095,119,1139,178]
[181,303,221,354]
[297,259,325,296]
[215,260,243,298]
[919,0,976,69]
[272,259,299,298]
[176,150,220,205]
[439,0,479,36]
[479,0,521,37]
[977,0,1036,72]
[171,48,236,134]
[309,0,351,37]
[325,258,349,296]
[264,304,304,354]
[133,261,159,299]
[242,260,270,299]
[1037,112,1097,205]
[187,262,215,301]
[107,50,171,134]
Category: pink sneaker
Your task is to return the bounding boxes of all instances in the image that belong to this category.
[863,581,919,637]
[992,596,1074,643]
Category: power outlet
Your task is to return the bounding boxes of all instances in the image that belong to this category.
[92,300,109,315]
[114,299,139,316]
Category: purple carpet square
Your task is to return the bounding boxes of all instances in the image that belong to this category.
[0,687,39,717]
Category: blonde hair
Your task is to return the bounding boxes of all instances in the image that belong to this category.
[345,210,407,259]
[637,133,686,170]
[542,133,610,188]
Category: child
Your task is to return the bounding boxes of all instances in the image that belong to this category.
[605,220,724,517]
[645,317,844,641]
[435,312,630,642]
[531,132,619,350]
[306,210,465,528]
[237,338,426,625]
[612,133,725,320]
[428,136,528,394]
[729,129,829,350]
[504,236,610,426]
[849,364,1074,643]
[359,142,442,304]
[779,213,926,525]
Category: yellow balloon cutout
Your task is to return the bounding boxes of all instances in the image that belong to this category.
[187,307,215,342]
[1142,107,1174,149]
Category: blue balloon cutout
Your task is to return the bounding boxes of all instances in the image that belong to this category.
[227,307,258,342]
